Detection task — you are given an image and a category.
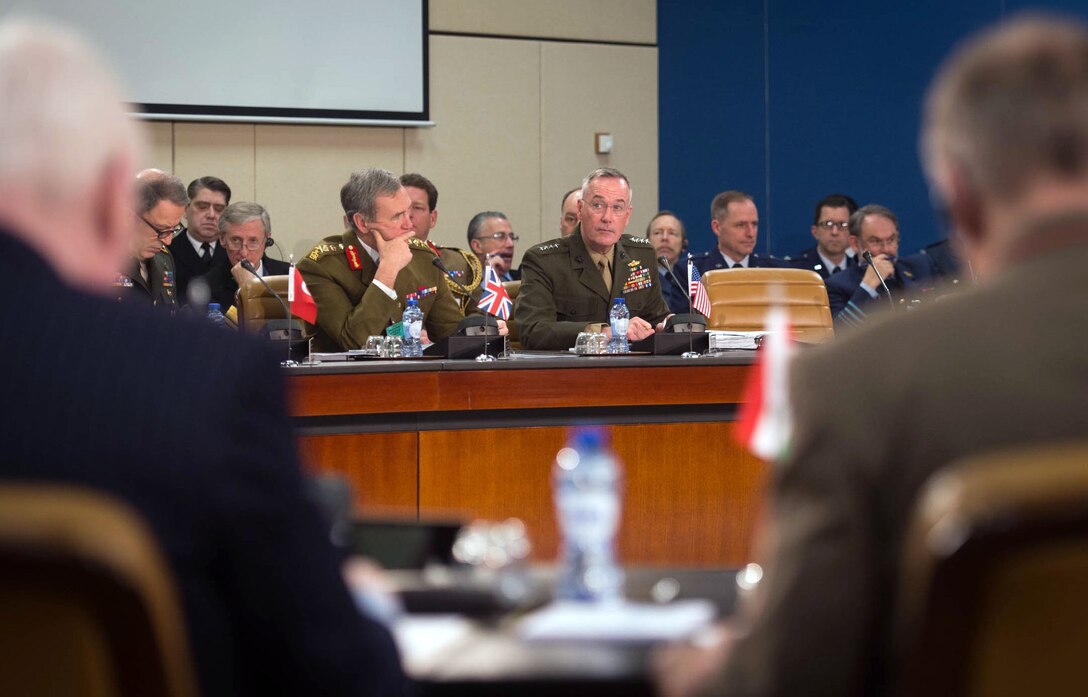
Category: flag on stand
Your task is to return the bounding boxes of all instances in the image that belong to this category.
[288,265,318,324]
[477,264,513,320]
[734,303,794,461]
[689,261,712,318]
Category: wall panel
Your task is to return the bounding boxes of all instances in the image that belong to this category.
[430,0,656,44]
[173,122,257,202]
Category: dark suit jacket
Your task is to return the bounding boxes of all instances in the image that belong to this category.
[825,255,933,321]
[714,229,1088,697]
[198,255,290,311]
[168,231,229,303]
[659,259,691,314]
[786,245,857,279]
[0,230,405,697]
[691,247,789,275]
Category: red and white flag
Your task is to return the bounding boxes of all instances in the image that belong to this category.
[734,303,794,461]
[688,261,712,318]
[288,265,318,324]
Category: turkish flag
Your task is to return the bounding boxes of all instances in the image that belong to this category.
[288,266,317,324]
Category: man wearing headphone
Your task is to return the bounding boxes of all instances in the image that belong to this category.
[197,201,289,313]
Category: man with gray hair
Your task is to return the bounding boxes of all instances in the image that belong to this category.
[298,167,476,351]
[0,18,405,697]
[467,210,519,282]
[113,170,188,310]
[515,167,671,349]
[825,203,933,325]
[656,15,1088,697]
[197,201,290,312]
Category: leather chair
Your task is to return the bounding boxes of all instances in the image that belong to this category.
[0,485,196,697]
[236,274,290,334]
[702,268,833,343]
[503,280,521,348]
[896,441,1088,696]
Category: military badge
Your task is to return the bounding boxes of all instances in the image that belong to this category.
[622,260,653,294]
[345,245,363,271]
[416,285,438,298]
[113,273,134,288]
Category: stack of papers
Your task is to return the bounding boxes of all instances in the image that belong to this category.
[708,331,766,350]
[517,599,715,643]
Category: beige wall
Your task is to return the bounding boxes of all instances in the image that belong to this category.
[140,2,657,268]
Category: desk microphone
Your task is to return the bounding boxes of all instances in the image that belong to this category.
[240,259,298,366]
[862,250,896,311]
[659,255,699,359]
[429,248,497,360]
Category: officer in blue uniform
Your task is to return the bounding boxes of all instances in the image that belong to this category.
[692,190,788,274]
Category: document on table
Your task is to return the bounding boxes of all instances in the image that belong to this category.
[708,331,766,350]
[517,600,715,643]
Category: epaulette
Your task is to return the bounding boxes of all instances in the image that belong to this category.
[532,240,565,255]
[306,240,345,262]
[622,234,653,247]
[408,237,432,252]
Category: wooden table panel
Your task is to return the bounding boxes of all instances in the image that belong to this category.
[418,423,767,566]
[297,432,419,512]
[288,371,441,416]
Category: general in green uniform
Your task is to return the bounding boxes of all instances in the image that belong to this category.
[297,230,464,352]
[515,226,670,350]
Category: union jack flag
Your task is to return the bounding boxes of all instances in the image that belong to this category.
[477,264,513,320]
[689,261,712,318]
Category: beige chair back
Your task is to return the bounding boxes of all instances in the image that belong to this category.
[702,267,833,343]
[237,274,290,333]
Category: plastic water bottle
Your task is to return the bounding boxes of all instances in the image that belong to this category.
[207,302,226,328]
[608,298,630,353]
[401,297,423,357]
[553,427,624,602]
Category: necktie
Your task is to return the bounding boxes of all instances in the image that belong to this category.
[831,266,841,275]
[201,242,212,262]
[598,260,612,293]
[731,263,741,269]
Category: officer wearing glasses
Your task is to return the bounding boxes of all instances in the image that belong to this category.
[788,193,859,279]
[515,167,671,350]
[114,170,187,310]
[467,211,520,282]
[197,201,289,313]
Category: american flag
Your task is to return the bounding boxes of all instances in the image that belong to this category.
[689,261,712,318]
[477,264,513,320]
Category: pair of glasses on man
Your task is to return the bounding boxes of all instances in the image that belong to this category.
[477,232,520,242]
[142,217,184,240]
[816,220,850,230]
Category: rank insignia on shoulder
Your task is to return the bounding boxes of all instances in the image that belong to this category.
[345,245,363,271]
[535,242,561,253]
[408,238,430,251]
[113,273,134,288]
[624,235,652,246]
[903,268,915,279]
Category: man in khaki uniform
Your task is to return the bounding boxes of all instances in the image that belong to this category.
[515,167,671,350]
[298,168,466,352]
[399,172,482,313]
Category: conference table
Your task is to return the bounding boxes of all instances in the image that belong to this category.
[286,351,766,567]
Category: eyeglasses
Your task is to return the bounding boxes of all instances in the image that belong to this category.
[476,232,519,242]
[816,220,850,230]
[141,216,183,240]
[586,201,630,216]
[224,237,266,251]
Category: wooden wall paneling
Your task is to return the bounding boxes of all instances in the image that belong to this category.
[297,432,419,514]
[287,371,442,417]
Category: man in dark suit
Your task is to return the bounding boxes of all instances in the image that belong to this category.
[692,190,788,274]
[170,176,231,303]
[787,194,858,278]
[198,201,291,313]
[647,210,692,314]
[467,210,521,282]
[0,20,405,696]
[825,204,933,326]
[656,16,1088,697]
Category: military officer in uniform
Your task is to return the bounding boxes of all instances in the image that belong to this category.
[298,168,500,352]
[114,171,187,312]
[515,167,671,350]
[692,190,788,274]
[400,172,483,314]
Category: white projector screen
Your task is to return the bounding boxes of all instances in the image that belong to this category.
[6,0,429,126]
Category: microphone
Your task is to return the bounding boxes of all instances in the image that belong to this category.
[659,255,698,358]
[862,250,896,311]
[429,253,497,360]
[430,254,475,298]
[240,259,297,366]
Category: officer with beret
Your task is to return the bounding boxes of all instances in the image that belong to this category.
[515,168,671,350]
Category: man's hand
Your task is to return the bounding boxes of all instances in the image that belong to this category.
[626,316,655,341]
[862,253,896,289]
[372,230,414,288]
[231,260,257,289]
[496,319,509,336]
